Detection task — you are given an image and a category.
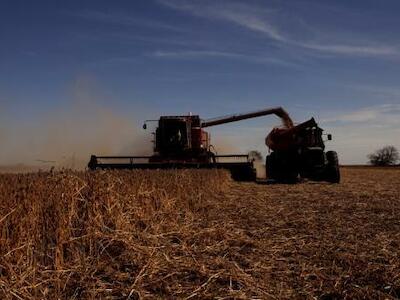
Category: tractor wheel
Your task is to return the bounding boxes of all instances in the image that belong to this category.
[266,152,298,183]
[266,154,276,179]
[325,151,340,183]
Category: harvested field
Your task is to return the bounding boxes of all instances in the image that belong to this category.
[1,168,400,299]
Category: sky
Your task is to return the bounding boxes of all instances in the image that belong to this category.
[1,0,400,165]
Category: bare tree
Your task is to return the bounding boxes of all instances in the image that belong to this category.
[368,145,399,166]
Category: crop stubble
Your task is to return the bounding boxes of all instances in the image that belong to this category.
[0,168,399,299]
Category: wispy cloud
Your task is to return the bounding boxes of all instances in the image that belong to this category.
[151,50,298,67]
[158,0,399,57]
[321,104,400,164]
[202,6,286,42]
[111,33,202,47]
[159,0,286,41]
[323,104,400,124]
[72,10,185,32]
[349,85,400,99]
[153,50,242,58]
[299,43,398,56]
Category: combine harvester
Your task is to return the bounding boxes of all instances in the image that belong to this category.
[88,107,340,183]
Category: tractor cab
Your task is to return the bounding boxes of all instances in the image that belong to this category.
[298,126,326,150]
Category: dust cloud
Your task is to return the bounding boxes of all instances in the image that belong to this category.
[0,78,151,170]
[210,138,238,155]
[212,136,266,179]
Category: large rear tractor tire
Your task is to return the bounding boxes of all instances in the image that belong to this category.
[266,152,298,183]
[266,154,277,180]
[325,151,340,183]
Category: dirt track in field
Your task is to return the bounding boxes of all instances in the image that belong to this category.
[1,167,399,299]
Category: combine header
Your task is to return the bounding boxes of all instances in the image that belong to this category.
[88,107,340,183]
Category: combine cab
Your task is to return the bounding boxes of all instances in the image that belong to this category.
[88,107,340,183]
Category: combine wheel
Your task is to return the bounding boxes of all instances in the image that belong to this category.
[325,151,340,183]
[88,155,98,170]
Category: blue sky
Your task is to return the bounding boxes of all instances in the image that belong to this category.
[1,0,400,165]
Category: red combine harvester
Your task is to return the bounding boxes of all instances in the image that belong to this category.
[88,107,340,183]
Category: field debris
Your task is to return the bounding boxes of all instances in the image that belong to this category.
[0,168,400,299]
